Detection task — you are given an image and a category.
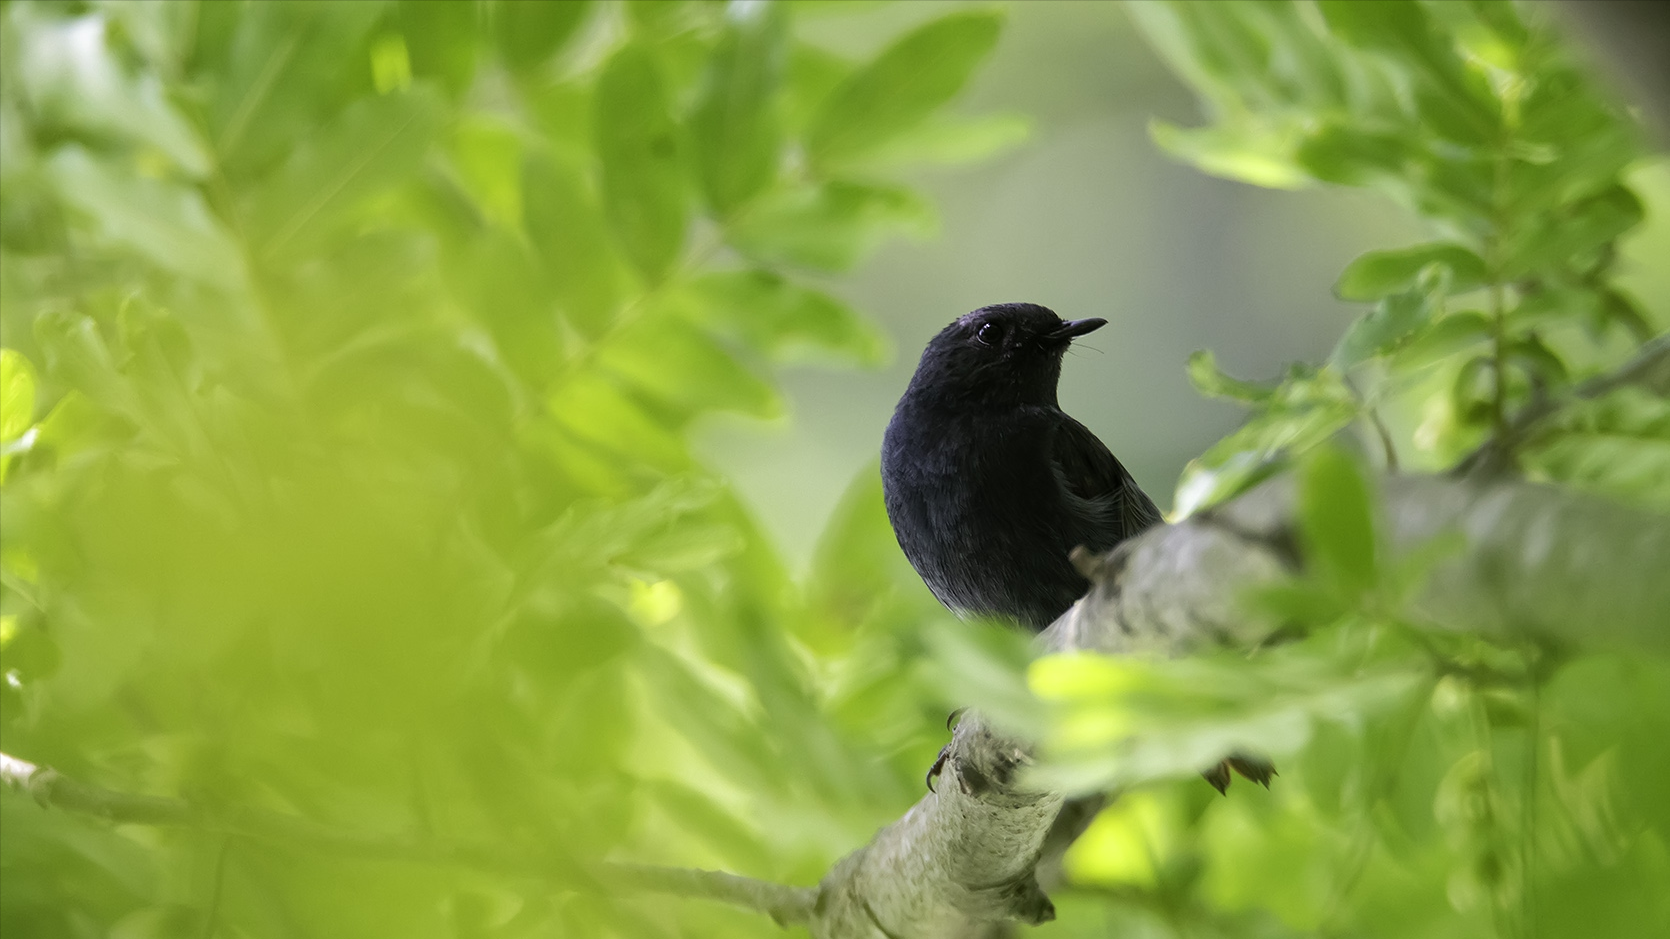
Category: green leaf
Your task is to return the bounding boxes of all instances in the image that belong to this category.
[1315,0,1436,53]
[1388,310,1493,371]
[396,0,478,97]
[690,3,787,215]
[522,151,627,337]
[926,619,1047,739]
[1,349,38,443]
[595,312,779,420]
[782,41,851,136]
[807,9,1004,169]
[1151,119,1309,190]
[728,180,935,271]
[208,1,388,175]
[685,270,888,366]
[46,147,247,292]
[447,114,524,228]
[0,348,36,484]
[845,113,1031,169]
[1524,388,1670,510]
[548,372,687,471]
[1333,291,1435,368]
[1172,451,1283,519]
[1187,350,1277,404]
[1173,367,1358,516]
[1296,124,1415,188]
[595,44,689,283]
[1505,185,1645,278]
[1298,446,1377,597]
[441,228,564,388]
[1335,243,1489,302]
[493,0,591,74]
[1317,0,1493,144]
[244,88,445,261]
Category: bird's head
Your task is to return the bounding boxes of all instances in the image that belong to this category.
[909,302,1107,409]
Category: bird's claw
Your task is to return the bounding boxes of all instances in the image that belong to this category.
[926,744,951,792]
[1204,754,1277,795]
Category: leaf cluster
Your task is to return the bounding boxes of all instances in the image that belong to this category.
[1134,0,1666,511]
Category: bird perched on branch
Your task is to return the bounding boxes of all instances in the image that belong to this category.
[882,302,1270,794]
[881,302,1160,632]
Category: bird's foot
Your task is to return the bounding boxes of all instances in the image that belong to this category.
[1204,753,1277,795]
[926,744,951,792]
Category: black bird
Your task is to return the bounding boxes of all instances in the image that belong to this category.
[881,302,1161,632]
[883,302,1272,796]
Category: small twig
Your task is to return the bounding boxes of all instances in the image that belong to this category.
[1460,331,1670,477]
[0,751,813,927]
[604,863,817,926]
[1344,375,1399,473]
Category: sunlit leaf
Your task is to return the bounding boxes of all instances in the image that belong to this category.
[836,112,1032,169]
[0,349,37,443]
[1151,119,1309,190]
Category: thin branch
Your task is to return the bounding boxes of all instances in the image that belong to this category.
[1462,330,1670,477]
[0,751,812,926]
[1345,374,1399,472]
[604,863,817,926]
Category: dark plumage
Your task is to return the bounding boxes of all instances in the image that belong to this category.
[886,302,1275,797]
[881,302,1161,632]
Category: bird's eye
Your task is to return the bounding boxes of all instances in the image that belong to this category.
[976,322,1005,345]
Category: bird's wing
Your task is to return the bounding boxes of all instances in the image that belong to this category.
[1049,415,1163,540]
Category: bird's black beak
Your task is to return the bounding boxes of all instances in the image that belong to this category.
[1045,318,1107,343]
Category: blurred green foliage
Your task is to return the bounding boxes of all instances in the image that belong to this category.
[0,1,1018,935]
